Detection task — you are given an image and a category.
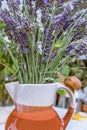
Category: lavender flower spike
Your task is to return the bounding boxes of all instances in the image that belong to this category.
[44,0,48,4]
[0,0,3,7]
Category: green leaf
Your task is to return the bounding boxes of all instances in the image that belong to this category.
[55,40,61,48]
[0,22,7,30]
[0,37,5,44]
[62,65,70,78]
[57,90,66,96]
[55,78,60,82]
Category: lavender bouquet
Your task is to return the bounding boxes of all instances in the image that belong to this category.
[0,0,87,84]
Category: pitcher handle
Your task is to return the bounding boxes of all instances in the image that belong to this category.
[56,83,75,129]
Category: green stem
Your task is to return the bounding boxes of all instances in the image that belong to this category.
[31,34,38,83]
[42,1,56,81]
[3,42,23,83]
[0,62,15,75]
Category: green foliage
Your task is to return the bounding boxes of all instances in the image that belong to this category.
[0,21,7,30]
[69,58,87,87]
[57,90,67,96]
[0,24,16,105]
[61,65,70,78]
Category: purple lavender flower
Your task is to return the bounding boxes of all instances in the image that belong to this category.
[42,2,75,62]
[58,0,63,4]
[0,0,5,7]
[0,0,87,84]
[0,0,2,7]
[42,42,51,62]
[53,5,72,33]
[73,0,81,8]
[6,0,20,11]
[27,0,31,5]
[51,51,57,59]
[0,0,87,59]
[17,16,33,33]
[66,38,87,57]
[1,8,30,53]
[16,0,20,5]
[42,56,49,62]
[44,0,48,4]
[66,44,75,56]
[1,11,17,28]
[20,47,29,53]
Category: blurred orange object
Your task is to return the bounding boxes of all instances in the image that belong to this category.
[81,104,87,113]
[5,105,74,130]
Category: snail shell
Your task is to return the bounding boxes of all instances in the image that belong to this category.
[64,76,82,90]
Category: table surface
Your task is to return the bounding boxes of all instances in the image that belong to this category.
[0,106,87,130]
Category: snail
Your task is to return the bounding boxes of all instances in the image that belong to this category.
[64,76,82,90]
[57,72,82,93]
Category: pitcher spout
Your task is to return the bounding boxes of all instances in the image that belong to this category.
[5,82,18,102]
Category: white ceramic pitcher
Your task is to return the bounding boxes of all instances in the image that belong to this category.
[5,82,75,130]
